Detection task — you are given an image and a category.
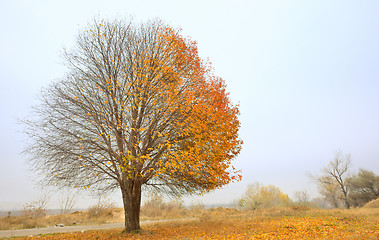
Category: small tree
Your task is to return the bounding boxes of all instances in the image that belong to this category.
[23,18,242,232]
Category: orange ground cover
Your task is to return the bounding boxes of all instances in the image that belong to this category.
[15,214,378,240]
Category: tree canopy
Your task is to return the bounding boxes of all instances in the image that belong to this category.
[348,169,379,207]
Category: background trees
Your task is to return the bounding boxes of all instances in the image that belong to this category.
[313,151,378,208]
[23,18,242,232]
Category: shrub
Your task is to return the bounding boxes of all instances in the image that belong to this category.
[22,197,48,218]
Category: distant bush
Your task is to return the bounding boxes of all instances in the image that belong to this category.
[238,182,292,210]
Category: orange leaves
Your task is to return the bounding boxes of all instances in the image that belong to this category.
[135,25,243,192]
[18,211,379,239]
[159,72,242,191]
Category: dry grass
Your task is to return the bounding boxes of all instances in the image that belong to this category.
[0,200,192,231]
[0,198,191,231]
[363,198,379,208]
[2,204,379,237]
[0,208,125,230]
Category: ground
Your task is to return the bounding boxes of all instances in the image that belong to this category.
[2,207,378,239]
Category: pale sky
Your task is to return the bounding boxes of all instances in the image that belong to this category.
[1,0,379,210]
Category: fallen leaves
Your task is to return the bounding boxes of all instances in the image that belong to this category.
[15,212,379,239]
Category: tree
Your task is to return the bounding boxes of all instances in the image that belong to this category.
[293,190,310,205]
[23,18,242,232]
[238,182,263,209]
[238,182,291,209]
[314,151,352,209]
[348,169,379,207]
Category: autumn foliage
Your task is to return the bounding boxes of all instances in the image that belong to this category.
[23,18,242,231]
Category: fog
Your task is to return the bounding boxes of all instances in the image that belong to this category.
[1,0,379,210]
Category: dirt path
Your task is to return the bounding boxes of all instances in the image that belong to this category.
[0,218,195,238]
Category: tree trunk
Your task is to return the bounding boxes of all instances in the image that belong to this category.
[344,197,351,209]
[120,181,142,232]
[341,187,350,209]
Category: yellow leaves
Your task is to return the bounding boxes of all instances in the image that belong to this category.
[104,161,113,166]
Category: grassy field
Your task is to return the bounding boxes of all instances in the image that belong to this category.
[4,206,379,239]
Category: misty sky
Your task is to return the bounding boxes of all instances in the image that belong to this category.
[1,0,379,210]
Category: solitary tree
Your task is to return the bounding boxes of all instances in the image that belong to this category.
[23,18,242,231]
